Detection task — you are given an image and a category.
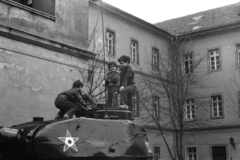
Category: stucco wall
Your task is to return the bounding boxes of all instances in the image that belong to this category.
[183,128,240,160]
[0,0,88,48]
[146,128,175,160]
[0,36,88,126]
[88,2,169,72]
[188,28,240,126]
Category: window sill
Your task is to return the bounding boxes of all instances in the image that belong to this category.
[184,118,196,122]
[1,0,56,21]
[235,65,240,69]
[208,68,222,73]
[211,116,224,120]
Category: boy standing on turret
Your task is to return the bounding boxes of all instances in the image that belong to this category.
[117,55,136,111]
[105,61,119,108]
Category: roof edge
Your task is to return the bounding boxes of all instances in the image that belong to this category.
[89,0,171,39]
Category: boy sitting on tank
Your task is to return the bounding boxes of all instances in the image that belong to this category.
[54,80,89,120]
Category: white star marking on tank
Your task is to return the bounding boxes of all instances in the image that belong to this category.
[58,130,79,152]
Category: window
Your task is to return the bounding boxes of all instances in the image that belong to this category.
[106,30,115,56]
[131,40,139,64]
[154,147,160,160]
[209,49,220,71]
[11,0,55,15]
[185,99,195,120]
[183,54,193,74]
[211,95,223,118]
[132,92,139,117]
[186,147,197,160]
[152,48,159,70]
[236,44,240,66]
[153,96,160,118]
[237,91,240,117]
[87,69,93,82]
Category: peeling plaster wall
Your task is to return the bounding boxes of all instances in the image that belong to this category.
[0,36,88,126]
[0,0,88,48]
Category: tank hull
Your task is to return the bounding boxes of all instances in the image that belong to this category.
[0,118,153,160]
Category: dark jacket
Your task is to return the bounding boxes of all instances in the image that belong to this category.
[59,88,87,107]
[79,90,97,107]
[105,70,120,87]
[119,65,135,87]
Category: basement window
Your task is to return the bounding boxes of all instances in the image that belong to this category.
[7,0,55,16]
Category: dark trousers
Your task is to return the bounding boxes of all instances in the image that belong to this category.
[55,94,80,118]
[106,86,119,108]
[120,85,136,111]
[75,108,88,118]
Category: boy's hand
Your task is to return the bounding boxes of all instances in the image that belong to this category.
[119,86,124,92]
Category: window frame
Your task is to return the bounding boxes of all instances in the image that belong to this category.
[152,47,159,70]
[153,96,160,118]
[185,98,195,121]
[2,0,56,20]
[237,91,240,117]
[153,146,160,160]
[132,91,140,117]
[208,48,221,72]
[210,94,224,119]
[185,146,198,160]
[87,68,94,83]
[105,29,116,56]
[183,53,193,74]
[130,38,139,65]
[235,44,240,67]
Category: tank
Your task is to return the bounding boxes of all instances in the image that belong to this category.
[0,108,153,160]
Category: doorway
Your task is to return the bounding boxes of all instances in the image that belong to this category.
[212,146,227,160]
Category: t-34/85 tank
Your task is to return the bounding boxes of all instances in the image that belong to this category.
[0,108,153,160]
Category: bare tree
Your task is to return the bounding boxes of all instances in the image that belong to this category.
[85,17,114,104]
[82,17,105,103]
[226,68,240,119]
[138,35,208,160]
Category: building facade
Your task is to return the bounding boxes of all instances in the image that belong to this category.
[0,0,95,126]
[0,0,240,159]
[154,4,240,159]
[88,2,174,159]
[89,1,240,160]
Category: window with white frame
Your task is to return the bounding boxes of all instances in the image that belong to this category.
[236,44,240,66]
[152,48,159,70]
[185,99,195,120]
[209,49,220,71]
[211,95,223,118]
[154,147,160,160]
[153,96,160,118]
[183,54,193,74]
[132,92,139,117]
[106,30,115,56]
[186,147,197,160]
[131,40,139,64]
